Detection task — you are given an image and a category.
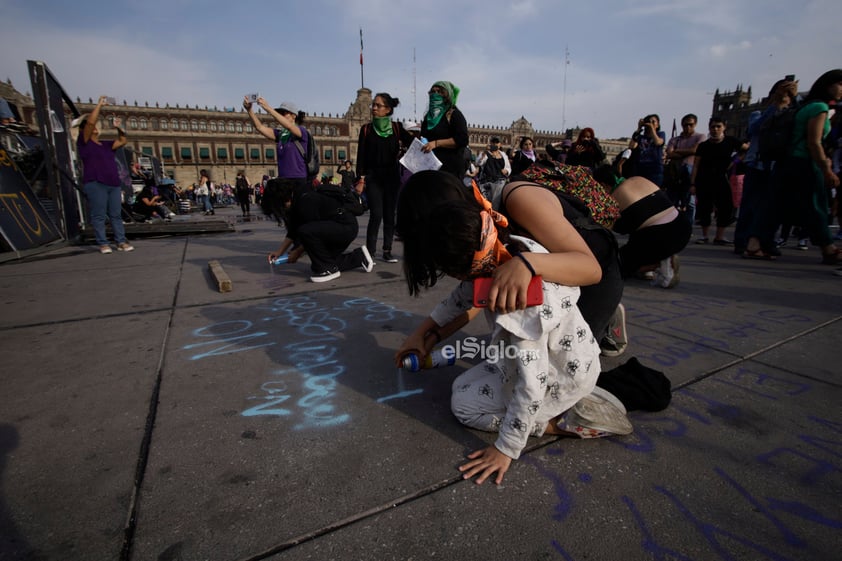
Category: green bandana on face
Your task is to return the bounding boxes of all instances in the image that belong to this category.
[425,81,460,130]
[372,116,393,138]
[425,93,447,130]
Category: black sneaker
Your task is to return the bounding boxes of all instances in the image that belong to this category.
[382,251,399,263]
[310,269,340,283]
[599,303,628,357]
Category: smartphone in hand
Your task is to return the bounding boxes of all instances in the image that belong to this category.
[473,276,543,308]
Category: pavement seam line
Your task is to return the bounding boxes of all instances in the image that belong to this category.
[120,237,189,561]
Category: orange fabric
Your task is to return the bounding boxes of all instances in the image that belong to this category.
[470,210,512,277]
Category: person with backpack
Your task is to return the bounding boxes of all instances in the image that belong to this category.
[394,170,630,485]
[475,137,511,209]
[244,96,312,198]
[734,78,799,257]
[263,178,374,283]
[235,170,251,217]
[752,69,842,265]
[420,81,470,180]
[356,92,414,263]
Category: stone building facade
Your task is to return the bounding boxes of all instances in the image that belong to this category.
[3,78,681,184]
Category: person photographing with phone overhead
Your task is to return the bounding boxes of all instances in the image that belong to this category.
[74,95,134,254]
[628,114,666,186]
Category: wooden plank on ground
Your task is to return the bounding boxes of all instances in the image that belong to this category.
[207,260,232,293]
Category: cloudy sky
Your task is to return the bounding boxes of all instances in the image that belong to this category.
[1,0,838,140]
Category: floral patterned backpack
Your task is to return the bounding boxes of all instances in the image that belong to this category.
[513,159,620,229]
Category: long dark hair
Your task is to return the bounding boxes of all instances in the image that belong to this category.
[396,170,516,295]
[374,92,400,116]
[259,178,295,223]
[805,69,842,103]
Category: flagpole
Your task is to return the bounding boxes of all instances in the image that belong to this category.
[359,28,364,89]
[562,45,569,135]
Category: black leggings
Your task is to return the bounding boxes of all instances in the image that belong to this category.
[365,168,399,254]
[618,214,692,278]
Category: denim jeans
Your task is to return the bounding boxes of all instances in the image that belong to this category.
[198,194,213,213]
[84,181,126,246]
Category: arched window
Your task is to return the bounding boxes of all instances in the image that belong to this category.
[180,119,188,130]
[235,122,243,133]
[171,118,179,130]
[199,121,207,132]
[227,121,235,133]
[151,118,159,131]
[210,121,217,132]
[191,120,199,131]
[244,123,253,133]
[158,119,167,130]
[129,117,138,129]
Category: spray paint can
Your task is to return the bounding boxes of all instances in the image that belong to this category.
[401,349,456,372]
[271,254,289,265]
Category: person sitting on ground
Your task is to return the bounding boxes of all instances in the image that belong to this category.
[133,184,175,222]
[593,165,692,288]
[262,179,374,283]
[394,170,631,486]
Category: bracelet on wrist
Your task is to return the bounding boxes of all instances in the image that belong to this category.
[512,252,537,277]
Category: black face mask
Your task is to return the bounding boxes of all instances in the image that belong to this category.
[490,144,499,151]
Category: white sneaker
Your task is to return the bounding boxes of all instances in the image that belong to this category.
[557,387,633,438]
[117,243,135,252]
[653,255,679,288]
[360,246,374,272]
[99,245,112,254]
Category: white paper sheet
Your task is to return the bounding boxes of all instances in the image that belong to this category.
[399,138,443,174]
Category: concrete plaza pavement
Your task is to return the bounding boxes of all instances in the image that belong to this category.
[1,204,841,561]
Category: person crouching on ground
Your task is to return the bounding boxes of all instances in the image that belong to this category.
[394,170,632,485]
[262,179,374,282]
[593,165,692,288]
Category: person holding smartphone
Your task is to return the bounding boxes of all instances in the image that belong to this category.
[74,96,134,254]
[394,170,632,486]
[628,114,666,186]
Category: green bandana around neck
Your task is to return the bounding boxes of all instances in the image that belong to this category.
[278,128,292,143]
[372,116,393,138]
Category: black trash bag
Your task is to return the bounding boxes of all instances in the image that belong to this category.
[596,357,672,412]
